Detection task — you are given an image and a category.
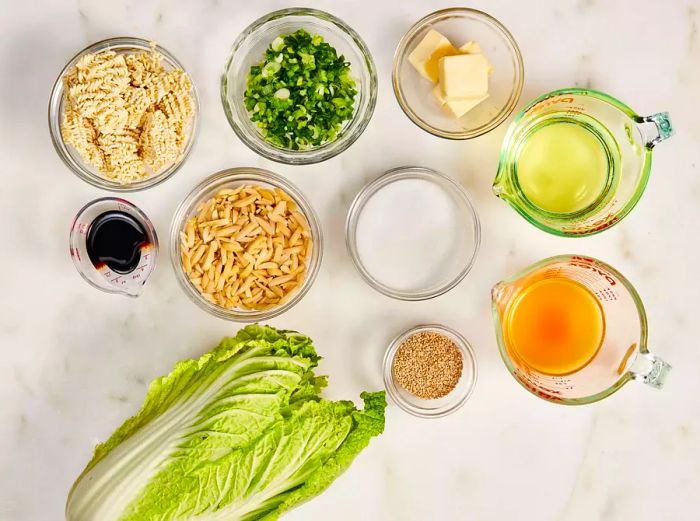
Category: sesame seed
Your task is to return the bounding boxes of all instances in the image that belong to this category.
[392,331,463,399]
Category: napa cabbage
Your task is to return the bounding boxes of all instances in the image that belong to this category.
[66,325,385,521]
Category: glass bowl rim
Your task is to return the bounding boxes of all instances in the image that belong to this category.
[169,167,323,322]
[392,7,524,140]
[383,323,478,418]
[48,36,200,192]
[220,7,378,165]
[345,166,481,300]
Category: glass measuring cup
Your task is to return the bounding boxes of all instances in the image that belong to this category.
[493,88,673,236]
[491,255,670,405]
[69,198,158,297]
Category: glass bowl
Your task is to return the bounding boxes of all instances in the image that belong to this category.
[221,8,377,164]
[48,37,199,191]
[170,167,323,321]
[393,8,524,139]
[345,166,480,300]
[383,324,478,418]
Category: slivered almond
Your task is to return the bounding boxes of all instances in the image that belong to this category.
[233,194,258,207]
[289,228,303,247]
[246,236,266,253]
[215,226,239,237]
[276,222,291,237]
[220,241,243,252]
[190,244,207,266]
[269,274,295,287]
[253,215,275,235]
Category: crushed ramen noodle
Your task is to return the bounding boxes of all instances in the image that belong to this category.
[61,46,194,184]
[180,185,312,311]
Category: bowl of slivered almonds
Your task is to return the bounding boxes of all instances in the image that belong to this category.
[49,37,198,191]
[170,168,322,321]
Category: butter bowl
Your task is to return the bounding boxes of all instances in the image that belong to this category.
[392,8,524,140]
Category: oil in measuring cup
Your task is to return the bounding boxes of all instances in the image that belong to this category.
[493,88,673,236]
[512,114,620,215]
[70,198,158,296]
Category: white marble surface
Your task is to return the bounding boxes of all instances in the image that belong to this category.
[1,0,699,519]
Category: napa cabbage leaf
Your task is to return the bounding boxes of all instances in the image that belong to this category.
[65,325,385,521]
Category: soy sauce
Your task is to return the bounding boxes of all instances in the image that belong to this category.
[86,211,148,274]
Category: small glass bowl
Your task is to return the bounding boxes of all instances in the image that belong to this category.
[383,324,478,418]
[345,166,480,301]
[221,8,377,164]
[393,8,524,139]
[48,37,199,191]
[170,167,323,322]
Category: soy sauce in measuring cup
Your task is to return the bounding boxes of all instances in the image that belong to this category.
[86,211,148,274]
[70,198,158,297]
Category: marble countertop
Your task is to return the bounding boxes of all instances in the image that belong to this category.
[1,0,699,520]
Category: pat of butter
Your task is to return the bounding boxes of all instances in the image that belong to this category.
[432,84,447,105]
[459,41,483,54]
[459,41,493,75]
[432,84,488,118]
[439,54,489,98]
[445,94,489,118]
[408,29,459,83]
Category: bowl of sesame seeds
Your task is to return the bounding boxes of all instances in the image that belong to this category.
[383,324,477,418]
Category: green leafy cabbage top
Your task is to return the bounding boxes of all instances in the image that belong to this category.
[66,325,385,521]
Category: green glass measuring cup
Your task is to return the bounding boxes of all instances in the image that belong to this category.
[493,88,673,236]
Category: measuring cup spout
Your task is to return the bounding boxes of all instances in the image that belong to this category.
[120,285,145,298]
[491,280,516,317]
[492,178,511,201]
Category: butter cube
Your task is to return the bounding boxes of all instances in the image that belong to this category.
[439,54,489,98]
[433,83,487,118]
[408,29,459,83]
[432,84,447,105]
[445,94,489,118]
[459,41,483,54]
[459,41,493,75]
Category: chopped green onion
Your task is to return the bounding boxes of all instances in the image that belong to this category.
[274,88,290,100]
[271,36,285,52]
[244,29,358,150]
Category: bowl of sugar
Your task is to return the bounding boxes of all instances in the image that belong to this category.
[345,166,480,300]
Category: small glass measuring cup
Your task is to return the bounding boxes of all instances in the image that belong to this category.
[491,255,670,405]
[493,88,673,236]
[69,198,158,297]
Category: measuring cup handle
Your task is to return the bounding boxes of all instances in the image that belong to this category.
[630,351,671,389]
[637,112,674,148]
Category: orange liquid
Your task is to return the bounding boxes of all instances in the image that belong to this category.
[504,278,604,375]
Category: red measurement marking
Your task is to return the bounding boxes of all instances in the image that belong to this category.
[563,214,620,236]
[526,95,576,115]
[571,256,617,286]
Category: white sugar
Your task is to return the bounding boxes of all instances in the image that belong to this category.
[355,178,475,292]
